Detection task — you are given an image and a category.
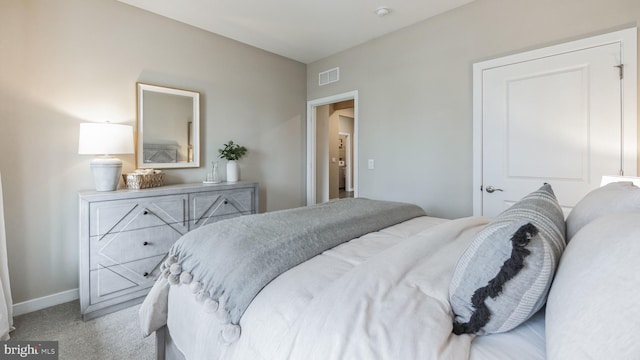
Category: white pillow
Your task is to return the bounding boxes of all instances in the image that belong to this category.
[546,212,640,359]
[565,182,640,241]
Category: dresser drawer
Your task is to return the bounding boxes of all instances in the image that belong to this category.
[89,225,183,270]
[189,188,255,229]
[89,254,164,305]
[89,194,188,237]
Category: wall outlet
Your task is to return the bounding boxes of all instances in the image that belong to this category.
[368,159,375,170]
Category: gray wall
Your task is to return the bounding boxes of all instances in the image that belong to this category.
[0,0,306,304]
[307,0,640,219]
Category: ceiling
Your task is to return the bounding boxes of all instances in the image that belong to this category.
[118,0,475,64]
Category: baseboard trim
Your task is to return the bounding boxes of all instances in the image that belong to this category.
[13,288,79,316]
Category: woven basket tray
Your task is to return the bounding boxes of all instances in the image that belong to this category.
[123,172,165,190]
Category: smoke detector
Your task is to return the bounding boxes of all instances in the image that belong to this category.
[375,7,391,17]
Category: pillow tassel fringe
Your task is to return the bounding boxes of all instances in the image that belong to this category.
[453,223,538,335]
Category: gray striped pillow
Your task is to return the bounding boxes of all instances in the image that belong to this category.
[449,184,566,335]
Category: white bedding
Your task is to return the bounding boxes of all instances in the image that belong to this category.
[470,308,546,360]
[162,216,546,360]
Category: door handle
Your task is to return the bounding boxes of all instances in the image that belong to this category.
[485,185,504,193]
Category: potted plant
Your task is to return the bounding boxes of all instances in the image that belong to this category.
[218,140,247,182]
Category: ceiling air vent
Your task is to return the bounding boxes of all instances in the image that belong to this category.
[318,67,339,86]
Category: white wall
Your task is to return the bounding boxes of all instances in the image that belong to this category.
[307,0,640,219]
[315,105,330,202]
[329,109,354,198]
[339,115,355,191]
[0,0,306,305]
[315,106,355,201]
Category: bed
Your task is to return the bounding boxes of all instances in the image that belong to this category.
[139,180,640,360]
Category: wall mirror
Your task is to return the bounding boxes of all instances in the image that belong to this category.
[136,82,200,169]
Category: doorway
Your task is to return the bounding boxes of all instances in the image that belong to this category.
[307,91,359,205]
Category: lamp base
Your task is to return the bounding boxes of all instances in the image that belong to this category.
[90,156,123,191]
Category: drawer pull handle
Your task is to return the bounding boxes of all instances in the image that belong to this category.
[143,272,149,277]
[143,241,149,246]
[143,210,149,215]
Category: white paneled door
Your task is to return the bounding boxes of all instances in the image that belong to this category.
[474,28,637,217]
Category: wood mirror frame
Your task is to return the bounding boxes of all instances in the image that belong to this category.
[136,83,200,169]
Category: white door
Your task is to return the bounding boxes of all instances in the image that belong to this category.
[474,28,637,217]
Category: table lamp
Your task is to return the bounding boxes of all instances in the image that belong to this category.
[78,123,134,191]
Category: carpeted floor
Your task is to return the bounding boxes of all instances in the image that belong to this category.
[10,301,154,360]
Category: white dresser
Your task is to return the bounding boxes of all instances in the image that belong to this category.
[78,182,258,320]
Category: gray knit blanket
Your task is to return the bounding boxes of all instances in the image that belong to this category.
[160,198,425,342]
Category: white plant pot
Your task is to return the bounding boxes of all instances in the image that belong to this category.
[226,160,239,182]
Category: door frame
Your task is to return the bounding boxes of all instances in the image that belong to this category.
[472,28,637,215]
[307,91,359,205]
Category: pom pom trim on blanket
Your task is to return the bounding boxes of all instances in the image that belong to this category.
[160,255,239,342]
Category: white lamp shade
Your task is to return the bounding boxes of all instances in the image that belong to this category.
[78,123,134,155]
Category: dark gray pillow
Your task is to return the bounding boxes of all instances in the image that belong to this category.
[449,184,565,335]
[565,181,640,242]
